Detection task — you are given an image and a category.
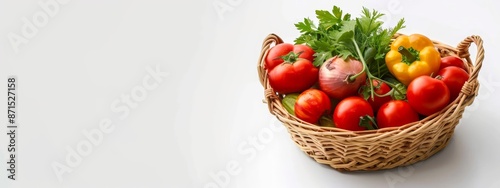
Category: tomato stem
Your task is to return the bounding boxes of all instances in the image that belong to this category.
[281,51,303,63]
[359,115,378,130]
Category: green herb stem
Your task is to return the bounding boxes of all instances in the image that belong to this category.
[350,38,376,99]
[371,77,406,98]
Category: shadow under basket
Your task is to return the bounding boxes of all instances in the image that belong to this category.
[257,33,484,171]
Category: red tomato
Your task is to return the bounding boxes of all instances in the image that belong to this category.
[437,66,469,101]
[265,43,318,94]
[333,96,374,131]
[377,100,419,128]
[359,79,392,113]
[439,56,467,71]
[407,76,450,116]
[265,43,315,70]
[268,59,318,94]
[295,89,331,124]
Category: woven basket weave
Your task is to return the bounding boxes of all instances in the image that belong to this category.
[257,33,484,171]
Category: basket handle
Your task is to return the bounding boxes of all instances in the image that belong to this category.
[455,36,484,98]
[257,34,284,115]
[457,35,484,84]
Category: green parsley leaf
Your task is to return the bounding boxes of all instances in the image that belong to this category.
[313,51,333,67]
[337,49,352,60]
[335,20,356,42]
[294,6,405,69]
[295,18,316,33]
[316,10,337,29]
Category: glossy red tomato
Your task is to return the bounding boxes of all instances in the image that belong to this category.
[295,89,331,124]
[268,59,318,94]
[359,79,392,113]
[436,66,470,101]
[407,76,450,116]
[377,100,419,128]
[265,43,318,94]
[333,96,374,131]
[439,56,467,71]
[265,43,315,70]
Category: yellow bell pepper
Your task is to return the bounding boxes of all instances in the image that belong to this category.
[385,34,441,85]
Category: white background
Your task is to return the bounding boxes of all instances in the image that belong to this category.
[1,0,500,187]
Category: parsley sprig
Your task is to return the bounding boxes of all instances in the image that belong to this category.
[294,6,406,99]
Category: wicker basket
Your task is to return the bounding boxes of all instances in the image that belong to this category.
[257,33,484,171]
